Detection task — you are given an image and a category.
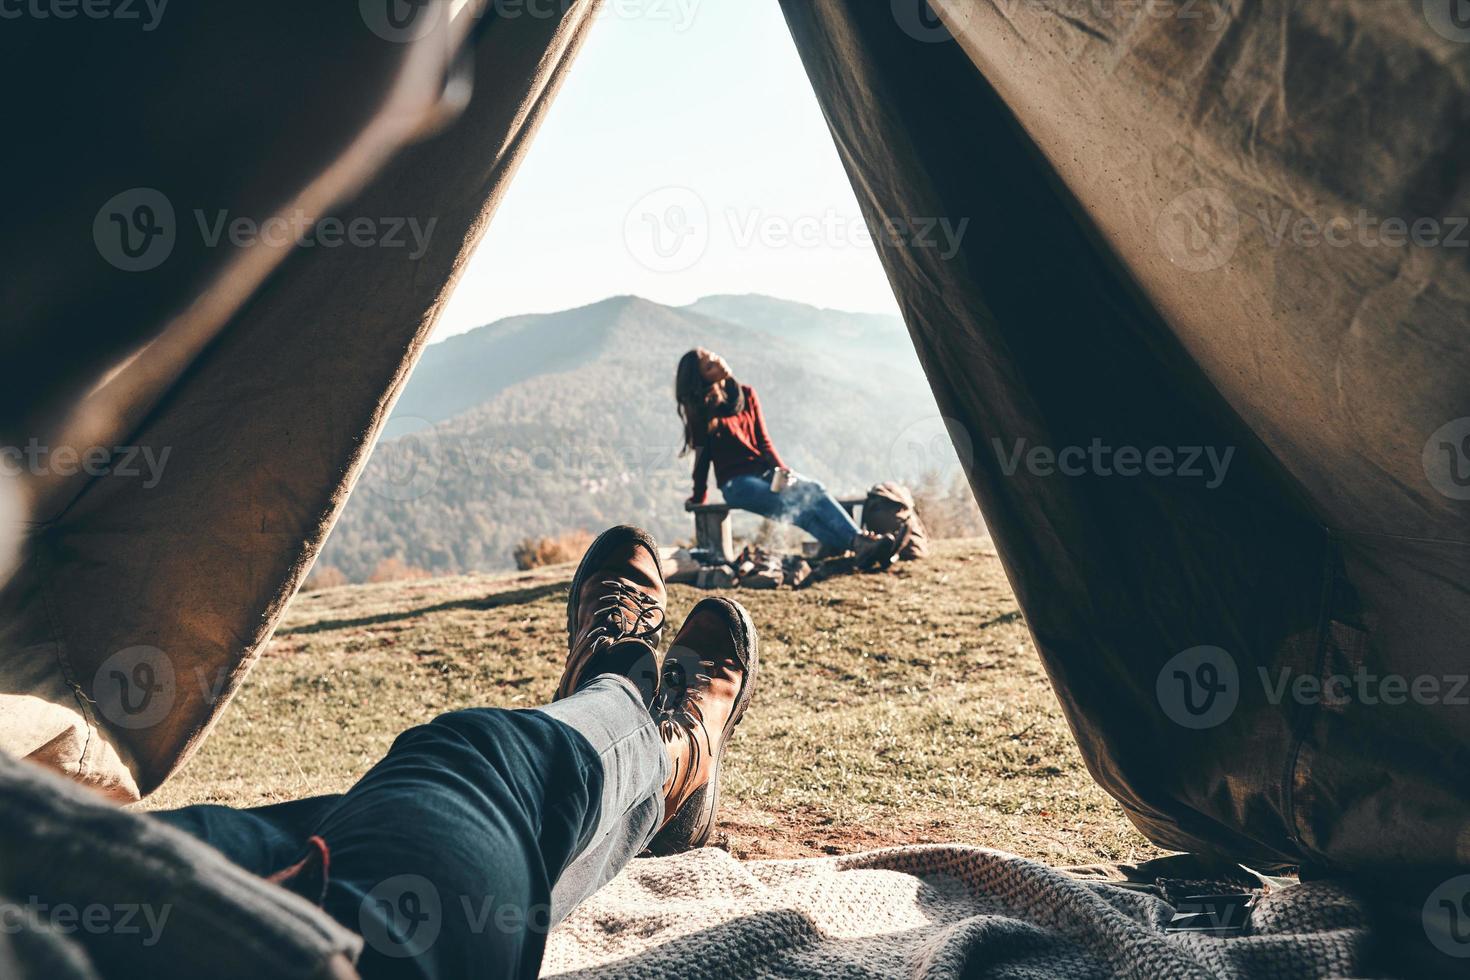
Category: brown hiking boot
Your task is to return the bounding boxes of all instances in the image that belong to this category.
[556,525,667,703]
[647,596,759,855]
[851,529,900,570]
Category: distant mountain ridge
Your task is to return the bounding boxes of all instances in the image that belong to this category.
[683,295,914,361]
[317,295,954,580]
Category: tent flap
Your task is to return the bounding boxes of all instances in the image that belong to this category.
[779,0,1470,871]
[0,0,600,798]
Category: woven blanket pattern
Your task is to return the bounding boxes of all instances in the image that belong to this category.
[543,845,1368,979]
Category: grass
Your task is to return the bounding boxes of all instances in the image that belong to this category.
[141,539,1161,867]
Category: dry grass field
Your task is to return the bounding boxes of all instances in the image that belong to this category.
[143,539,1161,868]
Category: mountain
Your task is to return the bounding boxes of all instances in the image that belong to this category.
[316,295,958,580]
[388,305,622,429]
[682,295,913,362]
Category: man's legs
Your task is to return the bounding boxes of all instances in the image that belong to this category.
[535,677,669,919]
[153,525,757,980]
[155,673,666,980]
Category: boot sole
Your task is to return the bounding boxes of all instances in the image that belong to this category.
[859,524,911,572]
[558,525,665,699]
[646,596,759,856]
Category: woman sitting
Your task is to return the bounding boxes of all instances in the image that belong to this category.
[676,348,898,566]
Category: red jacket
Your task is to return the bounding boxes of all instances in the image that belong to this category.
[690,385,787,503]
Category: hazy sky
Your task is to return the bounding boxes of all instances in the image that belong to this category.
[432,0,902,340]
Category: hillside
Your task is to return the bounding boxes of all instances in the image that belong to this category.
[317,295,965,581]
[146,540,1157,867]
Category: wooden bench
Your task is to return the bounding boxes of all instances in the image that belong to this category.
[690,497,866,563]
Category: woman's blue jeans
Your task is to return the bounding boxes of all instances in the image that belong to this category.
[719,472,861,550]
[152,675,668,980]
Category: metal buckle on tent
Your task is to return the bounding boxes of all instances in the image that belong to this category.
[1164,892,1255,936]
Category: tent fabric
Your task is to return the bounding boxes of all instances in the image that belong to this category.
[0,0,600,798]
[778,0,1470,872]
[0,749,362,977]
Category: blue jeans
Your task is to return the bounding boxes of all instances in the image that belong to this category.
[720,471,861,550]
[153,675,668,980]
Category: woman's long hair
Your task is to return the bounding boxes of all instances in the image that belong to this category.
[676,351,711,455]
[675,350,740,455]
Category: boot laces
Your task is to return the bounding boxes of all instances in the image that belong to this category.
[585,580,664,649]
[653,650,716,799]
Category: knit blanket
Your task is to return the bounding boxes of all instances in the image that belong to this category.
[542,845,1370,979]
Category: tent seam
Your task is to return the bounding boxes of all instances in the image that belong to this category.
[1278,526,1337,867]
[35,541,97,778]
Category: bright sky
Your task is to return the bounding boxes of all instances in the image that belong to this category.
[432,0,902,340]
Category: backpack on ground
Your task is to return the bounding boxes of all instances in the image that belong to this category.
[862,482,929,561]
